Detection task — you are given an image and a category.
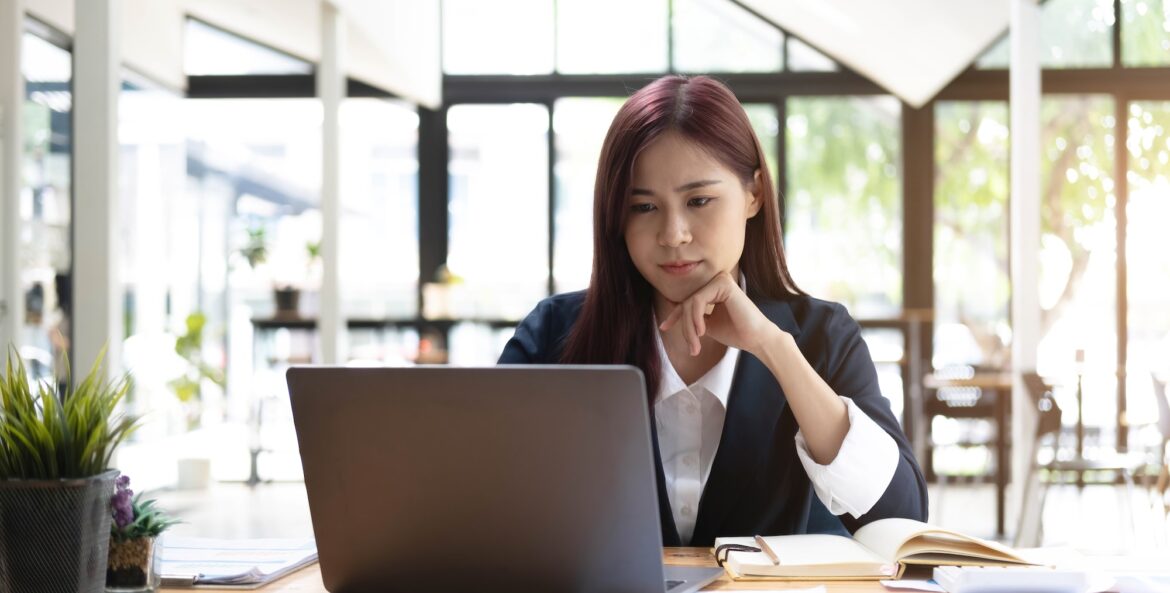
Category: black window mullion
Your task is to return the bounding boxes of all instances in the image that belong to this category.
[1112,0,1122,69]
[417,105,449,312]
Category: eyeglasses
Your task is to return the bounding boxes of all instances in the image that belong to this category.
[713,543,760,567]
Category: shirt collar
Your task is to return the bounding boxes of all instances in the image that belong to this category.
[651,272,747,407]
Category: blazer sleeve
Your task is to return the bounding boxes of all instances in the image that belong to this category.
[821,303,929,530]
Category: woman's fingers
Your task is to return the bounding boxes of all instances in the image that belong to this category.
[692,297,707,339]
[661,273,740,355]
[659,303,682,331]
[680,303,699,356]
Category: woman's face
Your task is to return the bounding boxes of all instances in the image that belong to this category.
[624,131,762,308]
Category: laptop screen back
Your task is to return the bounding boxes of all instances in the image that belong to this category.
[287,365,665,593]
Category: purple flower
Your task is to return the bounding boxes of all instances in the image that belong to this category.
[111,475,135,529]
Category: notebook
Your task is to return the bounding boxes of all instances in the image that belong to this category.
[158,536,318,589]
[714,518,1038,581]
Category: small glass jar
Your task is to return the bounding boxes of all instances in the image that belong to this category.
[106,535,161,592]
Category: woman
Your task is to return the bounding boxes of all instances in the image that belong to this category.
[498,75,927,547]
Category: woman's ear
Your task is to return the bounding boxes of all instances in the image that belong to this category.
[746,169,764,219]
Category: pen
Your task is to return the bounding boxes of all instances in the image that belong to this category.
[753,535,780,566]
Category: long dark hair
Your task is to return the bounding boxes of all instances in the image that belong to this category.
[560,75,804,402]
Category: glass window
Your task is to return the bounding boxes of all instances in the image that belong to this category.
[788,37,837,72]
[862,327,907,422]
[785,96,903,318]
[976,0,1114,69]
[1035,95,1118,449]
[557,0,668,74]
[119,79,202,442]
[1043,0,1115,67]
[976,34,1010,69]
[442,0,554,75]
[340,99,419,324]
[933,101,1011,370]
[19,30,72,387]
[446,104,549,321]
[1125,101,1170,429]
[552,98,623,294]
[672,0,782,73]
[182,98,322,433]
[183,18,312,76]
[167,98,326,482]
[1121,0,1170,67]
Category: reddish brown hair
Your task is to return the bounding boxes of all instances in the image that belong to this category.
[560,75,804,401]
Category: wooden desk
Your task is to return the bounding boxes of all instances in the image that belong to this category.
[923,372,1013,538]
[160,548,888,592]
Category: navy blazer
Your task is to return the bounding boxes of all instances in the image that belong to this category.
[497,290,928,547]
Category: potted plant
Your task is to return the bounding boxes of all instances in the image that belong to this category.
[106,476,176,592]
[0,348,140,593]
[272,240,321,319]
[237,224,296,317]
[238,226,268,270]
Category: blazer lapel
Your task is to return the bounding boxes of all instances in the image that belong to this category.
[689,298,802,543]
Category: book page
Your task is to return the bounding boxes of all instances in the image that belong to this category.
[853,518,935,562]
[853,519,1034,566]
[761,534,885,566]
[897,532,1032,564]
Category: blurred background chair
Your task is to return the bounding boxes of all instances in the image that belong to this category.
[924,365,1011,537]
[1015,372,1146,548]
[1152,375,1170,514]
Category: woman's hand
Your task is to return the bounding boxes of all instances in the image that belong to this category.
[661,271,850,463]
[658,271,782,357]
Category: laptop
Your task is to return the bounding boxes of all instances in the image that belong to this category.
[287,365,724,593]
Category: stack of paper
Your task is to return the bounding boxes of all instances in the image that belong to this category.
[159,536,318,589]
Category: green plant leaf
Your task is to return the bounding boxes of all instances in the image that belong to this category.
[0,345,141,479]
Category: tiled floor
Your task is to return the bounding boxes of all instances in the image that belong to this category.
[151,479,1170,553]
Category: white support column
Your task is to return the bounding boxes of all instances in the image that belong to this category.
[1009,0,1043,546]
[73,0,122,379]
[0,0,23,354]
[318,1,346,364]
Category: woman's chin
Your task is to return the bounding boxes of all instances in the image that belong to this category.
[650,279,703,307]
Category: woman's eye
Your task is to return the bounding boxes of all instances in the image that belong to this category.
[630,203,657,213]
[689,197,714,207]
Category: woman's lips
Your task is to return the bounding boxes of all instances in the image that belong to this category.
[659,261,700,275]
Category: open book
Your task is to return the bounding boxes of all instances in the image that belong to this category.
[714,518,1038,581]
[159,536,318,589]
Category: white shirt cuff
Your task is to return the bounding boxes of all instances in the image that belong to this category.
[794,396,899,518]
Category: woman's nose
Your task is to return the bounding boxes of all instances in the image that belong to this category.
[658,214,691,247]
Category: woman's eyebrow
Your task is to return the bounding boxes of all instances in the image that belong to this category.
[630,179,723,196]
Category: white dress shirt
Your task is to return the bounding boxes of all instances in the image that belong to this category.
[652,318,900,544]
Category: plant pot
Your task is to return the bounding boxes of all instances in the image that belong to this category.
[0,470,120,593]
[273,287,301,319]
[105,536,160,592]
